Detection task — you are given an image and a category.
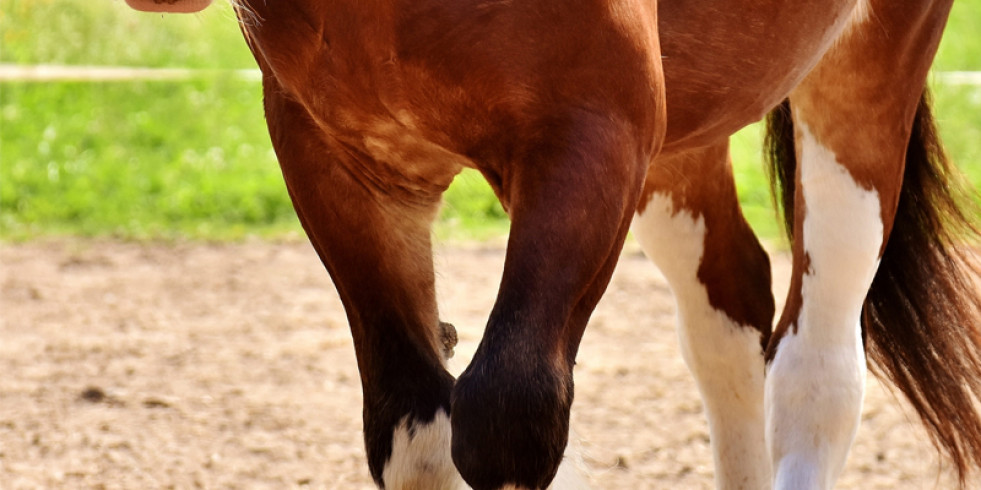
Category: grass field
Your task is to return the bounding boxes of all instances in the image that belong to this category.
[1,0,979,241]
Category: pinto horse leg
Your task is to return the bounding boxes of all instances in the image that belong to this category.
[263,87,462,490]
[762,108,879,489]
[632,141,774,489]
[450,112,652,490]
[763,2,952,488]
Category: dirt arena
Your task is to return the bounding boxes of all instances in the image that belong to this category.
[0,239,958,488]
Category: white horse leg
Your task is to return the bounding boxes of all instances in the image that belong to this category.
[634,143,773,489]
[764,119,882,490]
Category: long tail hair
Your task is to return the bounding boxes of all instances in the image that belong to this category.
[764,92,981,485]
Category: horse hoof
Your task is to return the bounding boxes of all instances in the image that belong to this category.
[450,356,571,489]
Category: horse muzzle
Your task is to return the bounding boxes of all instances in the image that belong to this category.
[125,0,213,13]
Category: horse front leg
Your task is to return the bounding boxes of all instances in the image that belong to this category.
[263,87,461,490]
[450,111,654,490]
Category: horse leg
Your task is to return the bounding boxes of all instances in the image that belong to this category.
[450,112,653,490]
[763,99,879,490]
[263,86,461,490]
[632,141,774,489]
[763,2,952,488]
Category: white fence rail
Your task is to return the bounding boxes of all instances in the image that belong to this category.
[1,64,980,85]
[0,64,262,82]
[938,71,981,86]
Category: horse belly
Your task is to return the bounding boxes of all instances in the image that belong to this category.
[657,0,864,152]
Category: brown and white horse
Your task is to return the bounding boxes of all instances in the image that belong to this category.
[126,0,981,488]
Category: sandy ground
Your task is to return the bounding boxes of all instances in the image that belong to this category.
[0,239,958,489]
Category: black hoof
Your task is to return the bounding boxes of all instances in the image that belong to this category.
[450,355,572,490]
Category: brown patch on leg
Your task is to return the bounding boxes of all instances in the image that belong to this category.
[642,141,775,341]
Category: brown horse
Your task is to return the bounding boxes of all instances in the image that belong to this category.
[127,0,981,488]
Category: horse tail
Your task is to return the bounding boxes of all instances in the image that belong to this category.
[763,98,797,241]
[764,91,981,484]
[863,91,981,483]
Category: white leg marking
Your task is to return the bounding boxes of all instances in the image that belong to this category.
[382,410,466,490]
[765,121,883,490]
[633,193,770,489]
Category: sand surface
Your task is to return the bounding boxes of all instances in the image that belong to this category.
[0,240,956,488]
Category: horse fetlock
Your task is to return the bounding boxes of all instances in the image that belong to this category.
[381,409,465,490]
[450,359,572,490]
[363,369,456,486]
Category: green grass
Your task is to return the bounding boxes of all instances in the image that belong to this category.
[1,0,979,242]
[934,0,981,72]
[1,0,253,69]
[1,78,299,239]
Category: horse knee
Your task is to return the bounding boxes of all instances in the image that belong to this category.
[450,355,572,490]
